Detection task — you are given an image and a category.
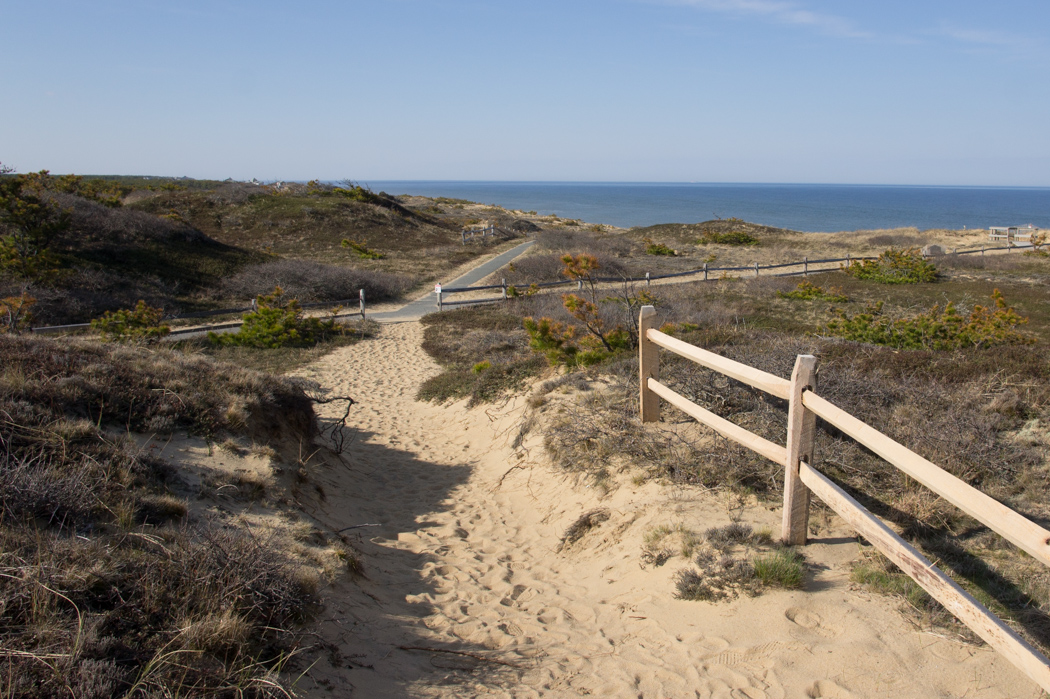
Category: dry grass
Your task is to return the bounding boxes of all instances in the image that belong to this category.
[0,334,323,696]
[221,258,412,304]
[128,185,531,290]
[487,256,1050,646]
[417,305,545,406]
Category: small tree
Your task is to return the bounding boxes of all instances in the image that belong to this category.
[0,291,35,334]
[211,287,339,348]
[524,254,639,367]
[844,248,938,284]
[0,171,69,281]
[92,301,171,342]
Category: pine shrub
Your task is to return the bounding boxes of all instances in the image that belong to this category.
[91,300,170,342]
[210,287,340,349]
[826,289,1033,350]
[844,247,938,284]
[777,279,849,302]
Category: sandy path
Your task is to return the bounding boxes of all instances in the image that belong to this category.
[290,323,1037,698]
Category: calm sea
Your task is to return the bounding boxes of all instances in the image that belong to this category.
[363,182,1049,233]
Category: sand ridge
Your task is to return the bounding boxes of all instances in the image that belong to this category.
[289,321,1037,698]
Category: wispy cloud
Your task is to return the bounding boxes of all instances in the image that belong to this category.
[669,0,870,39]
[936,24,1033,48]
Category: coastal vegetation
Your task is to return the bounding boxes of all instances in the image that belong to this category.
[4,164,1050,686]
[417,232,1050,652]
[0,333,327,697]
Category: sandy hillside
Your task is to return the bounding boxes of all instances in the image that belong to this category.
[286,322,1038,698]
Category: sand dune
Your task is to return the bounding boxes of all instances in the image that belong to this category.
[290,322,1036,698]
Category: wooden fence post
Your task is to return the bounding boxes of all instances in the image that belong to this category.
[645,271,650,288]
[501,278,507,300]
[783,354,817,545]
[639,306,660,423]
[577,279,583,291]
[803,257,808,277]
[754,262,759,277]
[703,263,708,281]
[359,288,366,318]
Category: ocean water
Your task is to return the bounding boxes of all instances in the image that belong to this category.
[364,181,1050,233]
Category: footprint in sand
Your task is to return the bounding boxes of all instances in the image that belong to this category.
[785,607,836,637]
[807,679,858,698]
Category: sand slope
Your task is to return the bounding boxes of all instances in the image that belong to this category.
[290,322,1037,698]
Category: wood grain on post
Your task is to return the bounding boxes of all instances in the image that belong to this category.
[639,306,660,423]
[646,329,791,400]
[648,379,786,464]
[802,391,1050,567]
[799,461,1050,694]
[782,355,817,545]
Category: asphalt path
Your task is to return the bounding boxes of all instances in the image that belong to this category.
[168,240,536,339]
[369,240,534,323]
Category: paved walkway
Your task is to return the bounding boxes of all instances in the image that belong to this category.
[370,240,534,323]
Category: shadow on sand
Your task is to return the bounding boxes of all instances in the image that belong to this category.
[288,420,526,697]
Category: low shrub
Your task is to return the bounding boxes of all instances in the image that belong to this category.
[826,289,1034,350]
[699,229,759,246]
[91,300,171,342]
[418,305,545,405]
[643,238,676,256]
[0,334,319,696]
[844,247,938,284]
[777,279,848,302]
[341,238,384,259]
[210,287,345,349]
[674,554,758,601]
[222,258,410,303]
[0,291,35,334]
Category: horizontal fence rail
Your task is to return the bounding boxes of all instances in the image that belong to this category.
[31,290,368,336]
[636,304,1050,693]
[434,241,1038,310]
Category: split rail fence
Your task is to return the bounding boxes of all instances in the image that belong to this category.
[636,304,1050,693]
[435,240,1039,310]
[31,289,368,337]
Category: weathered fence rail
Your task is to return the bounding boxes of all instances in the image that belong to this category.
[32,289,368,336]
[636,304,1050,692]
[434,241,1038,311]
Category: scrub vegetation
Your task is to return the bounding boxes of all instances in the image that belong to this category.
[0,333,325,697]
[419,234,1050,650]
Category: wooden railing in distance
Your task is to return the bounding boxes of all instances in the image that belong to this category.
[636,305,1050,692]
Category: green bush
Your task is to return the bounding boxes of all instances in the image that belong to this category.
[826,289,1034,350]
[844,247,938,284]
[777,279,849,302]
[643,238,676,256]
[92,300,170,342]
[699,230,759,246]
[210,287,341,349]
[341,238,384,259]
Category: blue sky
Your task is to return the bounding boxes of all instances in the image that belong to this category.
[2,0,1048,185]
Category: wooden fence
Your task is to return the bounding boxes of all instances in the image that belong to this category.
[434,240,1038,311]
[637,305,1050,693]
[31,289,368,337]
[461,225,498,244]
